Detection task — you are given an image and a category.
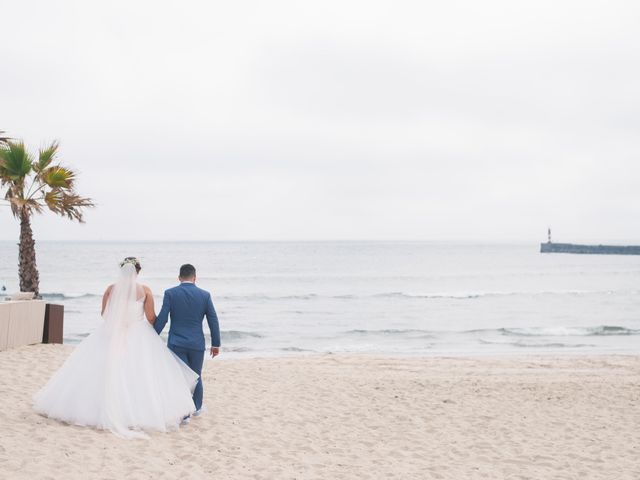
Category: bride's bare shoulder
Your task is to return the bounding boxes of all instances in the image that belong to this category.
[140,284,153,295]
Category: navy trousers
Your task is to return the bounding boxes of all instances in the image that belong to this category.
[169,345,205,411]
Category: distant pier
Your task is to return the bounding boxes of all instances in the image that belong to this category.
[539,228,640,255]
[540,242,640,255]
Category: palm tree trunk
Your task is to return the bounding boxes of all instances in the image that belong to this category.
[18,209,40,297]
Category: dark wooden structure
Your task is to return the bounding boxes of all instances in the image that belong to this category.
[43,303,64,344]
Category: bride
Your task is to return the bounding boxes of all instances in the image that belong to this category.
[34,257,198,438]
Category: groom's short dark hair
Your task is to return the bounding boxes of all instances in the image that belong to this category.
[179,264,196,279]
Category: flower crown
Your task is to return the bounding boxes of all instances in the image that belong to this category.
[120,257,140,268]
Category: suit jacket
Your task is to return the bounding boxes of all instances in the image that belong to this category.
[154,282,221,350]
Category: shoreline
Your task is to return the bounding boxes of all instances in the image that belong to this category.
[209,348,640,361]
[12,341,640,359]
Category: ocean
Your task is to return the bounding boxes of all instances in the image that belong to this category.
[1,241,638,357]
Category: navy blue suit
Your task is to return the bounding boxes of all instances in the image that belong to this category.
[154,282,220,410]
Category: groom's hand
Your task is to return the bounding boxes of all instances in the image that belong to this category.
[210,346,220,358]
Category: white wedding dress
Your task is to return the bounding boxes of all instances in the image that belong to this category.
[34,263,199,438]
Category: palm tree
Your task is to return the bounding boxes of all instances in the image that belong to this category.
[0,131,9,145]
[0,140,94,296]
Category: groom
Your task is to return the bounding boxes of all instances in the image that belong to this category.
[154,264,221,419]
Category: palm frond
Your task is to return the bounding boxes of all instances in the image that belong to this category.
[44,189,62,210]
[46,192,94,222]
[24,198,44,214]
[42,166,76,189]
[5,187,21,218]
[0,141,33,182]
[35,141,59,172]
[0,131,10,145]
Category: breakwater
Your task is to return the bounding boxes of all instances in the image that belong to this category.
[540,242,640,255]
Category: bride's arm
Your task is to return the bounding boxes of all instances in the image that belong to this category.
[101,285,113,316]
[143,286,156,324]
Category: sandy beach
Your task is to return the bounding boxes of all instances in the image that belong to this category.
[0,345,638,479]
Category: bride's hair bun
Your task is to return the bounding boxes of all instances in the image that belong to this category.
[120,257,142,273]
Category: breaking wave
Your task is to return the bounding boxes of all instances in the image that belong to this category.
[493,325,640,337]
[221,330,264,340]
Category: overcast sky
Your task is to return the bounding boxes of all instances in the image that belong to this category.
[1,0,639,242]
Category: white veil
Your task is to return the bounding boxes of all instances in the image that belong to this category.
[101,262,146,438]
[102,262,141,330]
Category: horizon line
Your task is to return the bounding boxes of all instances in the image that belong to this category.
[2,238,640,244]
